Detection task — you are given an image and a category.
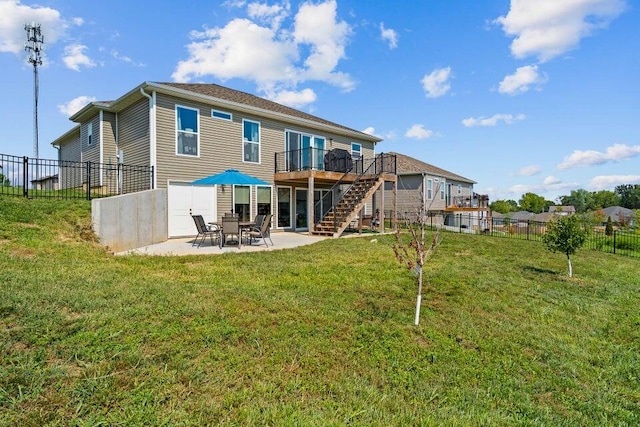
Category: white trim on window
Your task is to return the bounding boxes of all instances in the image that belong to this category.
[242,119,261,164]
[87,122,93,146]
[212,109,232,121]
[427,178,433,199]
[175,104,200,157]
[351,142,362,159]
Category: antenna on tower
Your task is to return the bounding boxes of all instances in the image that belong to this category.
[25,22,44,160]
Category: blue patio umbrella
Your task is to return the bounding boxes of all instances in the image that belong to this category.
[191,169,268,186]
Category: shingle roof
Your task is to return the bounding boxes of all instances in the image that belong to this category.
[155,82,377,140]
[602,206,635,220]
[388,151,475,184]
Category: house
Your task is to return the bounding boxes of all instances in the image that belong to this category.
[549,205,575,215]
[384,152,488,231]
[602,206,636,227]
[30,174,59,191]
[51,81,397,238]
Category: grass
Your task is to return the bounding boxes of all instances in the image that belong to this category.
[1,196,639,426]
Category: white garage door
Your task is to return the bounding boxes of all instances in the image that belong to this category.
[167,182,217,237]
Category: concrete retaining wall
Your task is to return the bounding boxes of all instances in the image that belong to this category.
[92,189,167,253]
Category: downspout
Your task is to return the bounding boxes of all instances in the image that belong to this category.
[99,110,104,187]
[140,87,157,189]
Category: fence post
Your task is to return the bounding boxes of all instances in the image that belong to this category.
[613,230,617,254]
[86,161,91,200]
[23,156,28,198]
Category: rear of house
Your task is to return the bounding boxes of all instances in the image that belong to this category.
[53,81,393,238]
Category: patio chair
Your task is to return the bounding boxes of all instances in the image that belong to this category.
[247,214,273,247]
[253,214,265,230]
[191,214,220,248]
[220,215,242,248]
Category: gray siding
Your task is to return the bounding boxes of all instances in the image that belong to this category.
[385,173,474,216]
[154,92,375,190]
[118,98,150,166]
[59,131,82,189]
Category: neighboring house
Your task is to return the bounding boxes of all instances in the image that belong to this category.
[51,81,394,238]
[549,205,575,215]
[30,174,59,191]
[602,206,636,227]
[384,151,488,231]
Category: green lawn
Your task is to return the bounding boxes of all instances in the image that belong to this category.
[1,197,639,426]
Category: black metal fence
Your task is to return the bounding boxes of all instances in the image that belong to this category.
[412,213,640,259]
[0,153,153,200]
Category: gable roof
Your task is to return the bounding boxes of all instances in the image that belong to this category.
[602,206,635,220]
[549,205,575,213]
[66,81,380,143]
[389,151,475,184]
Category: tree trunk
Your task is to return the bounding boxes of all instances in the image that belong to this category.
[567,254,573,278]
[414,265,423,326]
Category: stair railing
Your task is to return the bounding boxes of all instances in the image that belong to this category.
[314,152,396,233]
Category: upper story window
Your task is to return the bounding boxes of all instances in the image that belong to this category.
[440,179,446,200]
[243,119,260,163]
[87,122,93,146]
[427,178,433,199]
[458,184,462,194]
[212,109,232,121]
[176,105,199,156]
[351,142,362,160]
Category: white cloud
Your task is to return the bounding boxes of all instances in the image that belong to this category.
[71,17,84,26]
[495,0,626,62]
[421,66,452,98]
[405,124,434,140]
[589,175,640,190]
[379,22,398,49]
[362,126,376,136]
[111,49,145,67]
[247,1,290,29]
[293,0,353,90]
[462,113,525,127]
[62,44,96,71]
[172,0,353,101]
[57,95,96,116]
[507,180,577,196]
[543,175,561,185]
[266,88,316,108]
[0,1,66,55]
[517,165,542,176]
[498,65,547,95]
[557,143,640,170]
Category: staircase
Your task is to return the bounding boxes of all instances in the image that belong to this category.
[312,176,384,237]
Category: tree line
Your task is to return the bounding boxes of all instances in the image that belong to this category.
[490,184,640,214]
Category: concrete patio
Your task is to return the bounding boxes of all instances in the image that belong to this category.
[117,232,327,256]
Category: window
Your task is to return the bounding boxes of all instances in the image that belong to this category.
[243,119,260,163]
[458,184,462,194]
[87,122,93,146]
[285,130,326,171]
[212,109,232,121]
[277,187,291,228]
[351,142,362,159]
[176,106,199,156]
[257,186,272,216]
[427,179,433,199]
[440,179,446,200]
[234,185,251,221]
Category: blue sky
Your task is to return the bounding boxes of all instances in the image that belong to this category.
[1,0,638,202]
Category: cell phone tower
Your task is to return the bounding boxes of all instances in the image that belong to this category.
[25,22,44,159]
